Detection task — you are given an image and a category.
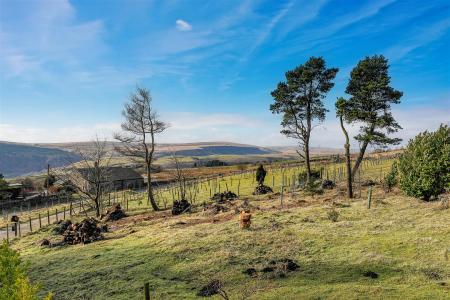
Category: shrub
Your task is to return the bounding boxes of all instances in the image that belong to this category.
[0,241,53,300]
[383,161,398,192]
[298,169,321,183]
[398,124,450,200]
[327,208,339,222]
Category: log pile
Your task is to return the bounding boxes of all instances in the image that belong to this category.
[253,185,273,195]
[211,191,238,203]
[62,218,105,245]
[102,203,127,222]
[53,220,72,234]
[172,199,191,215]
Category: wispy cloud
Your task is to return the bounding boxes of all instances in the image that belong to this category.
[385,18,450,61]
[274,0,397,58]
[0,0,106,80]
[175,19,192,31]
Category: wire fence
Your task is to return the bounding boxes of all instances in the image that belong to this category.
[0,156,395,243]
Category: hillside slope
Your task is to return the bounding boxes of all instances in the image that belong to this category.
[0,142,80,178]
[12,189,450,299]
[38,141,278,157]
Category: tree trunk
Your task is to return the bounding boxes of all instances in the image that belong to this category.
[305,143,311,184]
[351,124,375,179]
[146,167,159,211]
[351,140,368,180]
[305,99,312,185]
[95,199,100,217]
[339,115,353,198]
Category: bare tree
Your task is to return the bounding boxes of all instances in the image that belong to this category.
[57,138,112,217]
[170,154,187,201]
[114,87,168,211]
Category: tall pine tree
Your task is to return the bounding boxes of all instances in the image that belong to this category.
[271,57,338,183]
[344,55,403,178]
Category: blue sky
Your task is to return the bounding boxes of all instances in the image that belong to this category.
[0,0,449,147]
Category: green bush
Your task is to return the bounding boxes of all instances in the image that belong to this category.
[383,161,398,192]
[398,124,450,200]
[0,241,52,300]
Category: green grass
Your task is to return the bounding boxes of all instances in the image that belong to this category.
[11,185,450,299]
[121,158,394,212]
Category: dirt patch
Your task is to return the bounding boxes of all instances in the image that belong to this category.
[197,280,228,298]
[363,271,379,279]
[243,259,300,278]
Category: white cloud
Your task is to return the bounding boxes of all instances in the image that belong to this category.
[1,106,448,147]
[0,0,106,80]
[176,19,192,31]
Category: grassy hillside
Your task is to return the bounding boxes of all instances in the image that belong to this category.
[11,189,450,299]
[0,142,80,178]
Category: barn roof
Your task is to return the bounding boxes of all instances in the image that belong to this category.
[77,167,143,182]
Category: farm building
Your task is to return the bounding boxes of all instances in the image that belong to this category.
[0,183,24,199]
[77,167,144,191]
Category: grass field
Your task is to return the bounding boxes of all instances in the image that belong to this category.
[11,184,449,299]
[6,157,449,299]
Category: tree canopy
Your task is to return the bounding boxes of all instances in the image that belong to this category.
[343,55,403,177]
[270,56,338,182]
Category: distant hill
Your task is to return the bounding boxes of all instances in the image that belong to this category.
[0,142,81,178]
[37,141,278,157]
[0,141,279,177]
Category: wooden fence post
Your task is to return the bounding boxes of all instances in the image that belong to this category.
[6,222,9,242]
[144,282,150,300]
[367,186,373,209]
[39,213,42,229]
[47,210,50,225]
[280,186,284,207]
[29,217,32,232]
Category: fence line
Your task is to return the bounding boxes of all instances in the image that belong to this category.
[1,156,394,242]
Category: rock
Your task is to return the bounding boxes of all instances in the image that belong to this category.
[253,185,273,195]
[172,199,191,215]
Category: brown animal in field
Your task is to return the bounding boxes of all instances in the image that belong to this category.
[239,210,252,229]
